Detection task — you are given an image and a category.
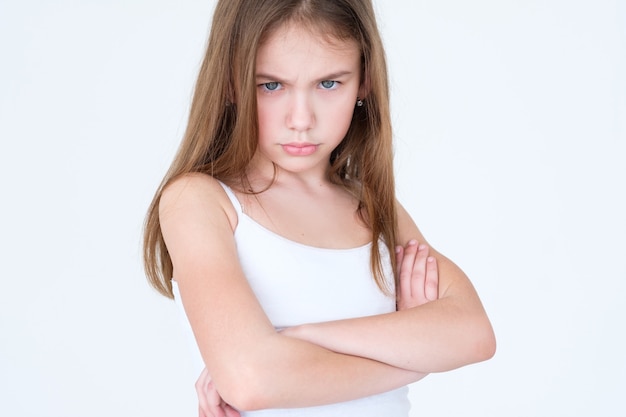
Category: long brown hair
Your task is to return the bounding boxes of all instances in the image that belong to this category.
[143,0,397,298]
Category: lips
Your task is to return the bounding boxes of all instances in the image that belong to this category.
[281,142,319,156]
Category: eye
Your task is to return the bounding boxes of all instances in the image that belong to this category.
[262,82,281,91]
[320,80,338,90]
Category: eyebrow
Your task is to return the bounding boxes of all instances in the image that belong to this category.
[255,70,354,82]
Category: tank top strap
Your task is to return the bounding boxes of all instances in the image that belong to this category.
[217,180,244,216]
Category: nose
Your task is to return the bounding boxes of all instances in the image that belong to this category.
[286,93,315,132]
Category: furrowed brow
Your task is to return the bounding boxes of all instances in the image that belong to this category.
[255,70,354,83]
[318,70,353,80]
[255,72,285,82]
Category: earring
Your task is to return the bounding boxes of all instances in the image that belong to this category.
[356,98,364,107]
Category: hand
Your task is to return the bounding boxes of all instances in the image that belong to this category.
[196,367,241,417]
[395,240,439,310]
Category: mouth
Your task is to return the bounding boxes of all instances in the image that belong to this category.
[281,142,319,156]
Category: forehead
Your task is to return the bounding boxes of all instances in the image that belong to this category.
[256,23,360,72]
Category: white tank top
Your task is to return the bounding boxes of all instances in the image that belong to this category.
[172,181,410,416]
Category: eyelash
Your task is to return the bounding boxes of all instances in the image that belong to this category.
[261,82,281,92]
[319,80,338,90]
[258,80,340,92]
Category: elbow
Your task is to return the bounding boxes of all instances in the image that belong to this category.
[215,380,264,412]
[213,366,276,411]
[441,313,496,371]
[218,388,258,412]
[478,328,497,362]
[470,318,497,364]
[221,393,264,412]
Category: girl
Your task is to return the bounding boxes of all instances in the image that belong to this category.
[143,0,495,416]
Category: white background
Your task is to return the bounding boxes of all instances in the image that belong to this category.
[1,1,624,416]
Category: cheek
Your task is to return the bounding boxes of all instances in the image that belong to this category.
[317,106,355,142]
[257,104,277,135]
[323,98,356,125]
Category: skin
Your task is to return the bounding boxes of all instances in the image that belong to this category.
[281,203,495,373]
[160,23,495,416]
[253,25,364,181]
[196,240,440,417]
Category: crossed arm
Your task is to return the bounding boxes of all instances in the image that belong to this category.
[160,174,495,415]
[282,203,496,374]
[195,238,443,417]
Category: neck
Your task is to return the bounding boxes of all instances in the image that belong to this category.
[246,153,332,192]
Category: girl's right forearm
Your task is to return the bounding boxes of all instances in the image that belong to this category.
[214,333,426,411]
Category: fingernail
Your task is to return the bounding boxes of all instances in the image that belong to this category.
[427,256,435,262]
[408,239,417,246]
[395,246,402,253]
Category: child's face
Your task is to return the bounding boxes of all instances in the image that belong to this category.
[253,23,363,177]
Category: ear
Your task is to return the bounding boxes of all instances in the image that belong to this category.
[358,84,369,100]
[358,72,371,99]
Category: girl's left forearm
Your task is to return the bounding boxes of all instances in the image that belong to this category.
[282,286,495,373]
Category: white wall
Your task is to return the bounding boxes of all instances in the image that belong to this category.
[1,1,624,416]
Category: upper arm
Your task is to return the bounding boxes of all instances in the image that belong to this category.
[395,200,480,300]
[159,177,426,409]
[159,174,276,396]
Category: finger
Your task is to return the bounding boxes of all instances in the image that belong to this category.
[395,245,404,278]
[395,245,404,309]
[199,404,221,417]
[224,404,242,417]
[196,369,224,417]
[425,256,439,301]
[399,240,419,301]
[412,244,429,304]
[196,369,211,416]
[207,381,226,417]
[197,387,216,417]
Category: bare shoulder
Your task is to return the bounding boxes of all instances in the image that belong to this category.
[158,173,240,273]
[159,173,237,232]
[395,199,427,246]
